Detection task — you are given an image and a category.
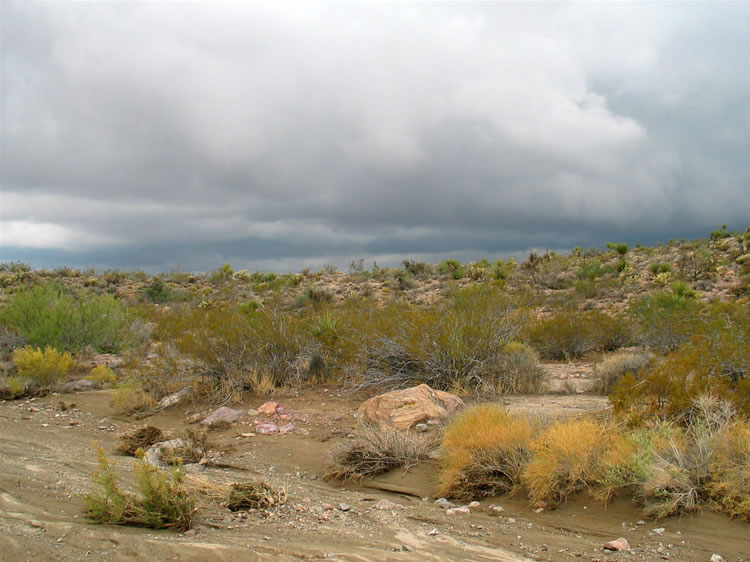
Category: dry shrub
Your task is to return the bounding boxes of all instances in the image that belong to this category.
[522,418,615,505]
[706,420,750,520]
[111,379,156,414]
[324,426,438,481]
[438,404,535,500]
[116,425,164,456]
[593,351,652,395]
[225,481,287,511]
[85,447,196,531]
[87,364,118,387]
[637,395,735,519]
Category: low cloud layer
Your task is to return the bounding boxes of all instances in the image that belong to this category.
[2,3,749,272]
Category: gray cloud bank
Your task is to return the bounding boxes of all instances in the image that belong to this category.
[2,2,749,272]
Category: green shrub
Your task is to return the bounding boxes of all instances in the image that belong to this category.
[607,242,629,256]
[85,447,196,531]
[707,420,750,521]
[0,282,132,353]
[649,262,672,276]
[528,308,631,360]
[629,290,700,352]
[12,345,74,386]
[144,279,172,303]
[439,259,462,275]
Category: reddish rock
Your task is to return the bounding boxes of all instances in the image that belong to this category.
[255,422,279,435]
[603,538,631,552]
[357,384,464,430]
[258,401,283,415]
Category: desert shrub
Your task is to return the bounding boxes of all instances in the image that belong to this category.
[636,395,734,519]
[325,425,438,481]
[87,364,118,387]
[490,342,546,394]
[607,242,629,256]
[670,280,696,300]
[12,345,74,387]
[528,308,631,360]
[361,286,530,393]
[438,404,535,500]
[706,420,750,520]
[0,282,132,353]
[144,279,172,303]
[1,375,33,399]
[593,351,652,395]
[522,252,569,289]
[402,259,433,277]
[678,247,716,282]
[438,259,462,275]
[612,306,750,418]
[710,224,731,241]
[111,379,156,414]
[649,262,672,276]
[85,447,195,531]
[629,289,700,353]
[522,419,616,505]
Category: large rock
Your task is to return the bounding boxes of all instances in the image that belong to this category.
[60,379,95,393]
[201,406,246,426]
[357,384,464,430]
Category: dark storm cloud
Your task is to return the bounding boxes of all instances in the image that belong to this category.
[2,2,749,272]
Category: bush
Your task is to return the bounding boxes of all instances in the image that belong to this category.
[87,364,118,386]
[111,379,155,414]
[649,262,672,276]
[612,304,750,418]
[438,404,534,500]
[707,420,750,520]
[85,447,196,531]
[607,242,629,256]
[12,345,74,387]
[528,308,630,360]
[629,290,700,353]
[522,419,616,505]
[324,426,438,481]
[0,282,132,353]
[593,351,652,395]
[361,286,530,393]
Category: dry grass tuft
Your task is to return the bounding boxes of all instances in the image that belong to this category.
[324,425,439,481]
[225,482,287,511]
[116,425,164,456]
[438,404,535,500]
[706,420,750,521]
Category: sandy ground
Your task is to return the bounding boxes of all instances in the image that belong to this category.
[0,388,748,562]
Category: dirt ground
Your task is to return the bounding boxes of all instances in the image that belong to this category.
[1,388,748,562]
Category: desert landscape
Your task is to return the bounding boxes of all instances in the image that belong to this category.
[1,230,749,561]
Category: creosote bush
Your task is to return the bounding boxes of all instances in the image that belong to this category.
[593,351,652,395]
[85,447,196,531]
[438,404,535,500]
[0,282,133,353]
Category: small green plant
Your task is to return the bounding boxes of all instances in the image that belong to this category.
[85,447,196,531]
[649,262,672,276]
[439,259,462,275]
[607,242,629,256]
[144,279,172,303]
[12,345,74,386]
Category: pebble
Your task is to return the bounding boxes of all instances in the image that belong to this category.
[446,507,470,515]
[338,503,352,512]
[427,528,439,536]
[710,555,725,562]
[434,498,456,509]
[373,499,402,511]
[489,504,505,513]
[415,423,429,433]
[468,501,480,508]
[651,527,666,536]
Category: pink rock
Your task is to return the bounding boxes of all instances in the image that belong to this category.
[278,422,295,434]
[255,422,279,435]
[603,538,631,552]
[258,401,281,415]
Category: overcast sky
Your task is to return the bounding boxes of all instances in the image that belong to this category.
[2,2,749,273]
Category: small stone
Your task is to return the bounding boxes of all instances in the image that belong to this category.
[255,422,279,435]
[533,500,548,509]
[488,504,505,514]
[338,503,352,512]
[710,555,725,562]
[446,506,470,515]
[401,544,414,552]
[278,422,295,434]
[427,528,439,536]
[603,538,631,552]
[435,498,456,509]
[415,423,429,433]
[247,408,259,416]
[373,499,402,510]
[200,406,245,426]
[534,507,544,514]
[258,401,282,415]
[184,529,197,537]
[322,503,335,511]
[468,501,480,508]
[651,527,666,536]
[507,517,516,523]
[636,520,646,525]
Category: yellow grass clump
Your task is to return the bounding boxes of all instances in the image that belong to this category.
[438,404,535,499]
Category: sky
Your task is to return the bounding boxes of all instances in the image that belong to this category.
[1,2,749,273]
